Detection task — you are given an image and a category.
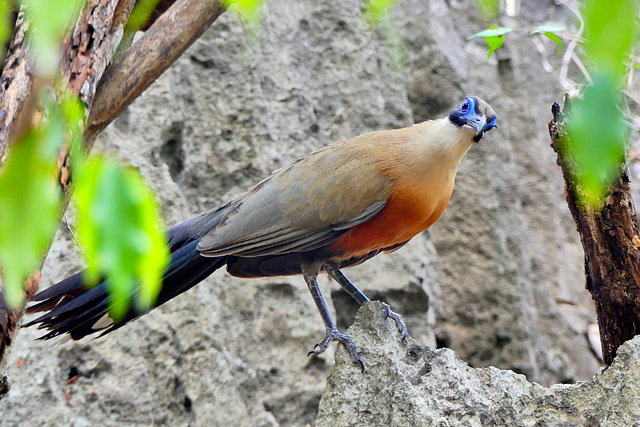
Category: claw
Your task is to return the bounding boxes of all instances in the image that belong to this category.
[307,328,364,371]
[381,302,408,341]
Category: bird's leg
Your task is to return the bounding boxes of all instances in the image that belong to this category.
[324,265,407,340]
[302,273,364,371]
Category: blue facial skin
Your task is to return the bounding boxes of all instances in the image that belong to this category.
[448,97,497,142]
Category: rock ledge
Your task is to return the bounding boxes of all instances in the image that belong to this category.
[318,302,639,426]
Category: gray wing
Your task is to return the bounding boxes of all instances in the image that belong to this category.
[196,141,390,257]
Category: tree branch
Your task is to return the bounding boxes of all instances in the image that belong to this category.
[549,97,640,365]
[0,12,33,153]
[0,0,227,398]
[0,0,136,397]
[85,0,225,142]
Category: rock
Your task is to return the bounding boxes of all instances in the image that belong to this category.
[318,302,640,426]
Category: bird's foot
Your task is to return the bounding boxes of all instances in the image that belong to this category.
[308,328,364,372]
[381,302,407,341]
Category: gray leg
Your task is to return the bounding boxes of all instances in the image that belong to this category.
[324,266,407,340]
[303,274,364,371]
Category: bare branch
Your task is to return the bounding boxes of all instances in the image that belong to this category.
[85,0,225,142]
[0,272,40,395]
[0,13,33,154]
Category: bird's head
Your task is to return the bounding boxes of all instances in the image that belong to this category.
[448,97,497,142]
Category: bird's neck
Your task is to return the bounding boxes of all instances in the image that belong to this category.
[414,118,475,163]
[390,119,475,189]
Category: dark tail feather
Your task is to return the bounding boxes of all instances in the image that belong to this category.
[25,212,228,341]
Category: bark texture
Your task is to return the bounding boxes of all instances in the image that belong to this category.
[0,272,40,395]
[85,0,226,141]
[549,99,640,365]
[0,0,223,396]
[0,0,133,397]
[0,12,32,152]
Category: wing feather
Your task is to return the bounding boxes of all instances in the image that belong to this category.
[197,138,392,257]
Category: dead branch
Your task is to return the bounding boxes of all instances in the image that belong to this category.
[549,97,640,365]
[85,0,225,142]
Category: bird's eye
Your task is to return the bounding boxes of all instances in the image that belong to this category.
[459,99,470,114]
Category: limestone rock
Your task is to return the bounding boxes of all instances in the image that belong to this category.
[318,302,640,426]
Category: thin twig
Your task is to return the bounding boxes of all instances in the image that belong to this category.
[63,213,85,256]
[531,36,554,73]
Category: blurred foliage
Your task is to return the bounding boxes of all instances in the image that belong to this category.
[530,25,563,57]
[567,76,626,207]
[582,0,636,79]
[218,0,263,59]
[364,0,398,23]
[0,96,64,308]
[0,0,12,63]
[566,0,637,208]
[0,0,170,318]
[223,0,263,25]
[476,0,499,21]
[75,158,169,320]
[363,0,408,70]
[471,0,638,209]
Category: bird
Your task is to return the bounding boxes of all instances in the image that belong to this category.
[25,96,497,370]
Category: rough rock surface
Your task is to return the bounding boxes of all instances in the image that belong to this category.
[318,302,640,426]
[0,0,611,425]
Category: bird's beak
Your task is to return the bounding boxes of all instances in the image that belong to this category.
[469,115,496,143]
[469,116,486,133]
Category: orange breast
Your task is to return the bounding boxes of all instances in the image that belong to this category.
[330,185,453,259]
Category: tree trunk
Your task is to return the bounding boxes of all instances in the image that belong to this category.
[548,97,640,365]
[0,0,225,397]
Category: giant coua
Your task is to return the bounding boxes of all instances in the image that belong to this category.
[26,97,497,369]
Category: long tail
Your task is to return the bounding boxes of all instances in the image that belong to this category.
[24,211,227,341]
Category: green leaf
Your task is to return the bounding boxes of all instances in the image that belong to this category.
[75,158,169,320]
[567,74,626,208]
[467,27,511,61]
[530,25,564,34]
[125,0,163,33]
[543,32,562,57]
[364,0,398,23]
[529,25,564,57]
[583,0,637,80]
[222,0,263,25]
[22,0,86,74]
[483,34,505,61]
[530,26,563,57]
[467,27,512,39]
[0,119,62,308]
